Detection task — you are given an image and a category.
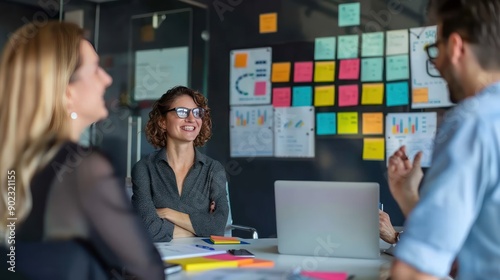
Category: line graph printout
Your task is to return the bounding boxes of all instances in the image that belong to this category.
[410,26,453,109]
[230,47,272,105]
[230,105,273,157]
[274,107,315,158]
[385,112,437,167]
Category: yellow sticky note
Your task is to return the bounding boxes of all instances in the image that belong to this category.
[271,62,291,82]
[337,112,358,134]
[314,61,336,82]
[361,83,384,105]
[362,112,384,134]
[314,85,335,106]
[234,53,248,68]
[363,138,385,160]
[260,13,277,33]
[412,88,429,103]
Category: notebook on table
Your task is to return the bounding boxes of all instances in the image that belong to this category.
[274,180,380,259]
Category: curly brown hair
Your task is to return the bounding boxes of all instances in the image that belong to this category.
[145,86,212,148]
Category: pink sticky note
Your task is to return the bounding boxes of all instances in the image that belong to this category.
[293,61,313,82]
[338,59,360,80]
[338,85,359,107]
[301,271,348,280]
[272,87,291,107]
[254,81,267,96]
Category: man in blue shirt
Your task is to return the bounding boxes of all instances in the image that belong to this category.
[388,0,500,279]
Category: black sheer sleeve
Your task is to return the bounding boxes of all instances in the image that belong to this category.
[75,152,164,280]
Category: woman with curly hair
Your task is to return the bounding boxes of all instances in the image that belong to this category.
[131,86,229,242]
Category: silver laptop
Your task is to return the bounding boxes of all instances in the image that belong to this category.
[275,180,380,259]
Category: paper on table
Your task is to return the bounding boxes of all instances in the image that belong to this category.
[154,243,226,260]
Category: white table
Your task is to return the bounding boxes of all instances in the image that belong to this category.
[165,238,393,280]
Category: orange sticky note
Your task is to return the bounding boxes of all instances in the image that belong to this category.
[362,112,384,134]
[234,53,248,68]
[361,83,384,105]
[338,85,359,107]
[338,59,360,80]
[272,62,291,82]
[272,87,291,107]
[260,13,277,33]
[413,88,429,103]
[314,85,335,107]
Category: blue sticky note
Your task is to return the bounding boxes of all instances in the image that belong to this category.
[315,37,336,60]
[338,35,359,59]
[339,3,360,27]
[361,57,384,82]
[292,86,313,106]
[386,55,409,81]
[361,32,384,57]
[386,81,409,106]
[316,112,337,135]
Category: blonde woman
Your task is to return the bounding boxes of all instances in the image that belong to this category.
[132,86,229,242]
[0,22,163,279]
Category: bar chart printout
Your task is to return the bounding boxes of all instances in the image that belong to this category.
[230,105,274,157]
[385,112,437,167]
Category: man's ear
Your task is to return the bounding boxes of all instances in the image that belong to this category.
[448,32,465,66]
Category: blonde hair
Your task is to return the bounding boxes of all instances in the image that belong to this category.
[0,21,83,241]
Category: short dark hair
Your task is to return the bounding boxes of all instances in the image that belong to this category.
[145,86,212,148]
[429,0,500,70]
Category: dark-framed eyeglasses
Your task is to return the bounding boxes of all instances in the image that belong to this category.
[167,107,205,119]
[424,39,442,61]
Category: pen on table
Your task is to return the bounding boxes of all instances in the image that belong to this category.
[195,244,215,251]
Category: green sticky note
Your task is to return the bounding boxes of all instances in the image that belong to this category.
[315,37,336,60]
[339,3,360,27]
[386,55,409,81]
[386,81,409,106]
[292,86,313,106]
[316,112,337,135]
[362,32,384,57]
[361,57,384,82]
[338,35,359,59]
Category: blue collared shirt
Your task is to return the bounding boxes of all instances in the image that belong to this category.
[395,83,500,279]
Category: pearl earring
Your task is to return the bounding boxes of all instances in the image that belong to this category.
[70,112,78,120]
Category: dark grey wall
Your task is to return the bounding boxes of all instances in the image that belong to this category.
[206,0,430,238]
